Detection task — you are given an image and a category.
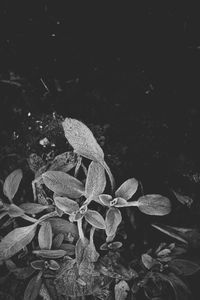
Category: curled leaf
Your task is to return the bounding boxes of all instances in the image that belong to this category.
[135,194,171,216]
[33,249,67,258]
[105,207,122,237]
[42,170,84,198]
[85,209,106,229]
[19,203,49,214]
[151,224,188,244]
[54,196,79,214]
[85,161,106,198]
[38,221,52,250]
[3,169,23,201]
[115,178,138,200]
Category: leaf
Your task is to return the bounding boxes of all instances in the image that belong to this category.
[85,161,106,198]
[38,221,52,250]
[19,203,49,214]
[0,211,8,219]
[168,259,200,276]
[115,178,138,200]
[54,196,79,214]
[49,151,78,173]
[113,197,129,207]
[114,280,130,300]
[24,273,42,300]
[141,254,156,269]
[42,170,84,198]
[135,194,171,216]
[0,224,37,260]
[33,249,67,258]
[3,169,23,201]
[99,194,112,206]
[108,241,123,250]
[151,224,188,244]
[8,204,24,217]
[31,260,45,270]
[105,207,122,237]
[48,217,78,240]
[12,266,35,279]
[173,191,193,207]
[48,259,60,270]
[62,118,115,190]
[59,243,75,255]
[85,210,106,229]
[52,233,65,249]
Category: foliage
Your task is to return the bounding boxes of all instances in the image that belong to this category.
[0,117,199,300]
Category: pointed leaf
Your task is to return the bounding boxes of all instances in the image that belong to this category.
[49,217,78,240]
[105,207,122,237]
[85,161,106,198]
[99,194,112,206]
[135,194,171,216]
[24,273,42,300]
[85,209,106,229]
[0,224,37,260]
[38,221,52,250]
[8,204,24,217]
[151,224,188,244]
[33,249,67,258]
[42,170,84,198]
[19,203,49,214]
[54,196,79,214]
[3,169,23,201]
[115,178,138,200]
[168,259,200,276]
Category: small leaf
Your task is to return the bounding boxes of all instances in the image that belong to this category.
[105,207,122,237]
[0,224,37,260]
[38,221,52,250]
[8,204,24,217]
[49,151,78,173]
[42,170,84,198]
[59,243,75,255]
[141,254,156,269]
[85,161,106,198]
[49,260,60,270]
[54,196,79,214]
[115,280,130,300]
[23,273,42,300]
[3,169,23,201]
[114,197,129,207]
[52,233,65,249]
[108,241,123,250]
[173,191,193,207]
[19,203,49,214]
[115,178,138,200]
[33,249,67,258]
[168,259,200,276]
[151,224,188,244]
[49,217,78,240]
[31,260,45,270]
[99,194,112,206]
[135,194,171,216]
[85,209,106,229]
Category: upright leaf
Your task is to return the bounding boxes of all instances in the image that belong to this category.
[54,196,79,214]
[105,207,122,237]
[135,194,171,216]
[42,171,84,198]
[85,209,106,229]
[23,272,42,300]
[115,178,138,200]
[38,221,52,250]
[85,161,106,198]
[3,169,23,201]
[0,224,37,260]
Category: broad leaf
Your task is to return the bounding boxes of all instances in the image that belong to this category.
[99,194,112,206]
[52,233,65,249]
[48,259,60,270]
[105,207,122,237]
[62,118,115,190]
[8,204,24,217]
[85,209,106,229]
[3,169,23,201]
[38,221,52,250]
[33,249,67,258]
[0,211,8,219]
[24,273,42,300]
[141,254,156,269]
[54,196,79,214]
[135,194,171,215]
[115,178,138,200]
[42,170,84,198]
[168,259,200,276]
[0,224,37,260]
[85,161,106,198]
[115,280,130,300]
[19,203,49,214]
[49,217,78,240]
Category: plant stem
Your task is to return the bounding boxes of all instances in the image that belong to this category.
[77,218,84,241]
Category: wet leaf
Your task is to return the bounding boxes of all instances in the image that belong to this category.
[135,194,171,215]
[0,224,37,260]
[3,169,23,201]
[157,248,171,257]
[42,170,84,198]
[48,218,78,240]
[115,280,130,300]
[33,249,67,258]
[168,259,200,276]
[24,272,42,300]
[52,233,65,249]
[59,243,75,255]
[38,221,52,250]
[19,203,49,214]
[115,178,138,200]
[105,207,122,237]
[99,194,112,206]
[54,196,79,214]
[141,254,156,269]
[8,204,24,217]
[85,161,106,198]
[85,209,106,229]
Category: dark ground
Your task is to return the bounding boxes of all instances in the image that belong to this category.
[1,2,200,299]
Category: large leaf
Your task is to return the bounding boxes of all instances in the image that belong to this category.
[85,209,106,229]
[23,273,42,300]
[135,194,171,216]
[168,259,200,276]
[3,169,23,201]
[54,196,79,214]
[115,178,138,200]
[38,221,52,250]
[42,170,84,198]
[85,161,106,198]
[0,224,37,260]
[105,207,122,237]
[62,118,115,190]
[19,203,49,214]
[48,217,78,240]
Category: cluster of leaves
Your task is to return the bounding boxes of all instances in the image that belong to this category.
[0,118,199,300]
